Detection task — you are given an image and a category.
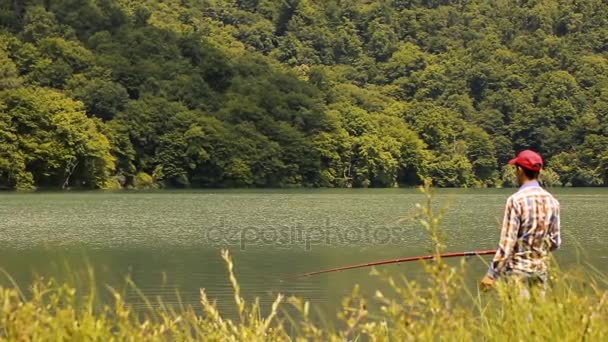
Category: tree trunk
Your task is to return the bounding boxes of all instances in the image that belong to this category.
[63,159,79,190]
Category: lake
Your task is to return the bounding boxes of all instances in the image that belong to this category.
[0,188,606,317]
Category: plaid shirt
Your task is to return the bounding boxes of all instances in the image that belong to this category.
[487,181,561,280]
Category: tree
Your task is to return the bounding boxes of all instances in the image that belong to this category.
[3,0,608,189]
[427,154,475,188]
[400,102,463,151]
[21,5,67,42]
[384,42,426,82]
[463,127,498,185]
[366,19,397,61]
[0,45,22,90]
[66,75,129,120]
[0,87,115,189]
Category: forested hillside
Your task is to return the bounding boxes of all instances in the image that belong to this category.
[1,0,607,189]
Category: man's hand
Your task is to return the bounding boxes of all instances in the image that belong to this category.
[480,275,496,291]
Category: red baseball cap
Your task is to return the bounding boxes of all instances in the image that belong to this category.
[509,150,543,172]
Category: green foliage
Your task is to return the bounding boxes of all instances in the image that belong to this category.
[0,87,115,189]
[500,165,518,188]
[1,0,607,188]
[21,5,70,42]
[463,127,498,186]
[66,75,128,120]
[133,171,156,189]
[540,167,562,187]
[0,41,22,90]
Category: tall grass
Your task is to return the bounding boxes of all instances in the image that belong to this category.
[1,185,606,341]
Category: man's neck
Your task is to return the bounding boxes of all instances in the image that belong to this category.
[519,179,540,190]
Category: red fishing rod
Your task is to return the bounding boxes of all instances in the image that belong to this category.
[296,249,497,278]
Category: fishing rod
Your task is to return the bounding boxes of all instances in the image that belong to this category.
[296,249,497,278]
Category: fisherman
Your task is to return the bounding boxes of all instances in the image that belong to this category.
[480,150,561,295]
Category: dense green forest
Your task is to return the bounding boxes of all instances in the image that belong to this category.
[0,0,606,189]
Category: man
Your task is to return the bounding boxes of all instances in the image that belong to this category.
[480,150,561,292]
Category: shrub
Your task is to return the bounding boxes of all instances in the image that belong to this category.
[133,171,156,189]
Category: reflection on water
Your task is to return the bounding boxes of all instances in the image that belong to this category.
[0,188,606,315]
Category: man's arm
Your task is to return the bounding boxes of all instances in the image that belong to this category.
[548,199,561,251]
[486,197,520,279]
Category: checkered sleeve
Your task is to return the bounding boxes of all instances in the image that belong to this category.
[487,196,520,279]
[548,199,561,251]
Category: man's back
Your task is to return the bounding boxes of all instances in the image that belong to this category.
[487,182,561,280]
[505,185,561,276]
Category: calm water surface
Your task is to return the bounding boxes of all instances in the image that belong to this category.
[0,188,606,315]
